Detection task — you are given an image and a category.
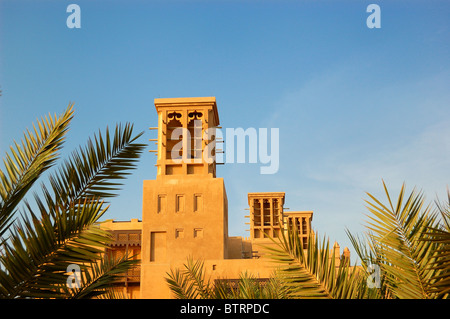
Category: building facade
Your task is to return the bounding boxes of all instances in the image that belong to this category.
[101,97,347,299]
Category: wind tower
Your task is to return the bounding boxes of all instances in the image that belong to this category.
[246,192,313,256]
[140,97,228,298]
[247,192,285,240]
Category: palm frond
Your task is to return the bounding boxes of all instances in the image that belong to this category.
[0,109,146,298]
[264,223,366,299]
[0,105,74,239]
[423,189,450,298]
[166,257,288,299]
[165,257,212,299]
[232,271,289,299]
[166,267,199,299]
[435,188,450,231]
[63,251,140,299]
[346,230,390,299]
[0,198,111,298]
[361,181,443,299]
[38,123,146,215]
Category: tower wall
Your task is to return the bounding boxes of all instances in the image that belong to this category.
[140,97,228,298]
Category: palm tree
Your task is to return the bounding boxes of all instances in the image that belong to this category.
[166,182,450,300]
[348,181,450,299]
[268,181,450,299]
[264,226,368,299]
[0,104,146,298]
[427,189,450,297]
[165,257,288,299]
[165,227,367,300]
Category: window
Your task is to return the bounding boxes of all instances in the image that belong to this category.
[175,228,184,239]
[150,231,167,262]
[263,199,271,226]
[187,112,203,160]
[166,113,183,161]
[176,194,185,213]
[194,194,203,212]
[157,194,166,214]
[253,199,261,227]
[194,228,203,238]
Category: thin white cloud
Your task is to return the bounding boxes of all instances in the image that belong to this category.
[308,120,450,194]
[247,60,450,260]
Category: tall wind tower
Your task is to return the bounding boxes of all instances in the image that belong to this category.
[140,97,228,298]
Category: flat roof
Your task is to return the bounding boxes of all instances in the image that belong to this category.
[247,192,286,204]
[154,97,216,104]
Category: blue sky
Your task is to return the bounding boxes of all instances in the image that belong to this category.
[1,0,449,261]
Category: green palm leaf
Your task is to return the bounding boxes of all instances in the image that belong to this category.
[360,181,443,298]
[0,198,111,298]
[264,223,366,299]
[166,266,200,299]
[0,104,146,298]
[165,257,288,299]
[346,230,391,299]
[62,251,140,299]
[230,271,289,299]
[423,190,450,298]
[0,105,74,239]
[38,123,146,215]
[166,257,212,299]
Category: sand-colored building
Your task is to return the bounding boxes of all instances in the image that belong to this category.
[101,97,348,299]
